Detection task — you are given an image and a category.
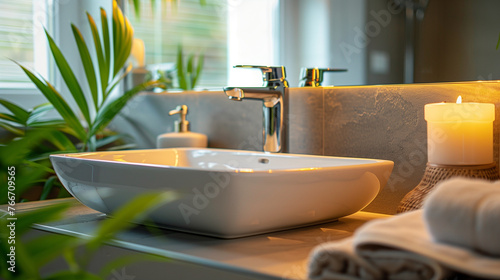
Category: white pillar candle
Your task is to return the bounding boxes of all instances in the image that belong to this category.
[425,97,495,165]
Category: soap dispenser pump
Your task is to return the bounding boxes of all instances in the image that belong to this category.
[156,105,208,148]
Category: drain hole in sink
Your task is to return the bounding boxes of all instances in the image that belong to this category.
[258,158,270,164]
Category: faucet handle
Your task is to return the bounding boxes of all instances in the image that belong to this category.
[234,65,288,87]
[299,67,347,87]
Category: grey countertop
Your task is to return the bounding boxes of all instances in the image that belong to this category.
[8,198,389,280]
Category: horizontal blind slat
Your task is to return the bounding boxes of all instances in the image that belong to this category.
[0,0,35,84]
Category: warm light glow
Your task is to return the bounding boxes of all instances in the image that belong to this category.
[456,96,462,104]
[237,169,254,173]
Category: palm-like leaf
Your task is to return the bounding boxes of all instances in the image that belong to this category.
[87,12,107,104]
[26,103,55,125]
[72,24,99,111]
[44,29,92,125]
[0,99,29,123]
[101,8,111,94]
[16,65,88,141]
[14,0,154,152]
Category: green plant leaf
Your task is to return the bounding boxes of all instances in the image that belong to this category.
[186,54,194,89]
[71,24,99,111]
[105,64,132,96]
[130,0,141,19]
[0,226,38,279]
[177,45,187,90]
[112,2,119,75]
[40,176,58,200]
[187,54,194,75]
[0,112,20,123]
[28,150,76,162]
[21,159,55,173]
[95,133,124,149]
[0,99,29,124]
[114,15,133,80]
[15,202,71,236]
[112,1,125,77]
[90,80,159,136]
[29,119,67,128]
[0,121,24,136]
[17,64,88,142]
[63,247,80,275]
[101,8,111,92]
[46,130,77,151]
[86,134,97,152]
[87,12,108,106]
[26,102,54,125]
[0,130,55,203]
[497,31,500,50]
[0,126,45,163]
[44,29,91,126]
[193,53,204,88]
[25,234,78,270]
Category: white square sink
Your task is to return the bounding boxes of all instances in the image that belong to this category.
[50,148,393,238]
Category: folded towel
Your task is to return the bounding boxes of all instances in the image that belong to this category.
[308,210,451,280]
[308,200,500,279]
[424,178,500,257]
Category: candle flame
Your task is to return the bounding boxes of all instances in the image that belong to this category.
[456,96,462,104]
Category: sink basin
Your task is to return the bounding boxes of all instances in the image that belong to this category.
[50,148,393,238]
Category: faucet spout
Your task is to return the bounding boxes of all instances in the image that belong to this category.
[224,87,244,101]
[223,86,281,105]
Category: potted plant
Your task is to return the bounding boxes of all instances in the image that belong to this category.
[0,0,163,201]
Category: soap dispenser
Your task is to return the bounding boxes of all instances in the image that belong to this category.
[156,105,208,148]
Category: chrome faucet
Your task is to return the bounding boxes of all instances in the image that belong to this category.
[299,67,347,87]
[223,65,289,153]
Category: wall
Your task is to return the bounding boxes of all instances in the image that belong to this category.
[111,81,500,214]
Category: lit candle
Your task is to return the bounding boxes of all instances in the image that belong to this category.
[425,96,495,165]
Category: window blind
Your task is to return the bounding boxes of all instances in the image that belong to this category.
[125,0,227,89]
[0,0,35,85]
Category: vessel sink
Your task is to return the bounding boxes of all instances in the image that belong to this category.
[50,148,393,238]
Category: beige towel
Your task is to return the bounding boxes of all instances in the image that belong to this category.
[308,210,450,280]
[308,209,500,280]
[424,177,500,257]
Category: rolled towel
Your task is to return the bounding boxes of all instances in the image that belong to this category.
[423,178,500,257]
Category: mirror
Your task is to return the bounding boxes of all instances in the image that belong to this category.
[280,0,500,87]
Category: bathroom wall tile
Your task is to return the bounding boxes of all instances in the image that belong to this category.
[288,87,324,155]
